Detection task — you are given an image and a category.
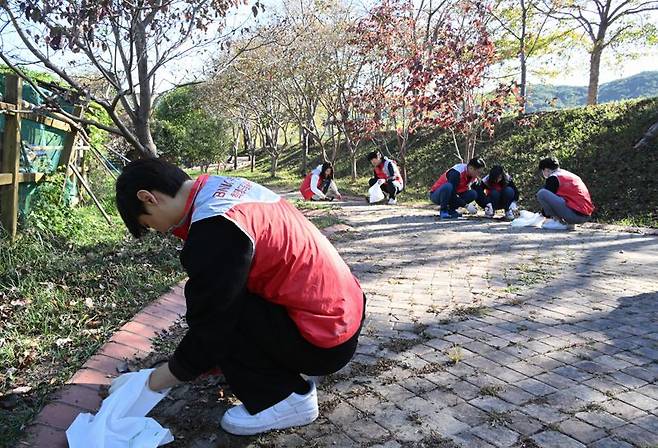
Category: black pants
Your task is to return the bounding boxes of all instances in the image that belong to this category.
[218,293,365,414]
[368,177,400,199]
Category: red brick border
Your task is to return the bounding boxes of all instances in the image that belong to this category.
[18,281,187,447]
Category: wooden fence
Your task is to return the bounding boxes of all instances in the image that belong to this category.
[0,74,83,240]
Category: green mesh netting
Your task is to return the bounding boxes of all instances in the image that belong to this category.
[1,74,75,216]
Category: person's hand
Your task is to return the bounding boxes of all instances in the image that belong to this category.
[377,179,386,185]
[148,363,181,392]
[336,194,343,200]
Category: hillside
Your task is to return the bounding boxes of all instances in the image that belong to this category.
[526,71,658,112]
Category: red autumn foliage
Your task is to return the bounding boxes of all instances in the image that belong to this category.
[346,0,521,169]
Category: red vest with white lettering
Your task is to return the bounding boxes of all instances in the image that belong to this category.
[430,163,475,194]
[299,165,323,200]
[374,158,404,188]
[185,176,364,348]
[552,169,595,216]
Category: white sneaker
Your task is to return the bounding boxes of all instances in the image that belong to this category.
[484,203,494,218]
[220,382,319,435]
[542,218,569,230]
[466,203,478,215]
[505,209,515,220]
[387,198,397,205]
[509,201,518,212]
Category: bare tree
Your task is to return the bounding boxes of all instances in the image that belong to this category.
[0,0,254,157]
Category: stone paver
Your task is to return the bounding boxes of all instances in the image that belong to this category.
[21,197,658,447]
[272,199,658,447]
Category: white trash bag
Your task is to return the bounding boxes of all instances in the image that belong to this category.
[511,210,545,228]
[368,182,386,204]
[66,368,173,448]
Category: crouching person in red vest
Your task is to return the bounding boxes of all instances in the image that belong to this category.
[429,158,486,219]
[367,150,404,205]
[300,162,342,201]
[474,165,520,220]
[537,156,595,230]
[115,159,365,435]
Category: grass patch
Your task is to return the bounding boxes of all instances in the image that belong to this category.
[579,402,606,413]
[308,215,344,229]
[480,385,504,397]
[450,305,489,319]
[487,410,512,427]
[447,345,464,364]
[0,180,183,447]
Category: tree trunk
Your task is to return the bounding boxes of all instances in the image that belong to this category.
[351,150,357,181]
[300,127,309,175]
[635,119,658,150]
[519,0,527,113]
[250,142,256,172]
[587,43,603,105]
[270,153,278,177]
[134,114,158,158]
[133,17,157,158]
[232,131,239,171]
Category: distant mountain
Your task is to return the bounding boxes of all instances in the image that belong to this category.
[526,71,658,112]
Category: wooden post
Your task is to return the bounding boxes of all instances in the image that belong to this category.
[59,105,84,198]
[1,75,22,239]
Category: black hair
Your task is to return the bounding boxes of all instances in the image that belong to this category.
[320,162,334,180]
[488,165,508,187]
[467,157,486,169]
[366,150,382,162]
[115,158,191,238]
[538,156,559,171]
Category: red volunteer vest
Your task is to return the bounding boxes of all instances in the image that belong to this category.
[374,159,404,186]
[430,163,474,194]
[482,173,510,194]
[299,166,323,200]
[176,175,364,348]
[553,169,595,216]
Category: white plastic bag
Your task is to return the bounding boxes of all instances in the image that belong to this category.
[511,210,545,228]
[368,182,385,203]
[66,369,173,448]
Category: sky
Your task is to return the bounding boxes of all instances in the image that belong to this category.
[537,50,658,86]
[1,4,656,89]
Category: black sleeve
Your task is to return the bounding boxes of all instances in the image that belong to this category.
[471,180,485,194]
[544,176,559,194]
[386,162,395,179]
[508,179,520,201]
[168,216,253,381]
[446,169,460,189]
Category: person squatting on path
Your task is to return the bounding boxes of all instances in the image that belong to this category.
[473,165,520,221]
[300,162,342,201]
[367,150,404,205]
[115,159,365,436]
[536,156,595,230]
[429,158,486,219]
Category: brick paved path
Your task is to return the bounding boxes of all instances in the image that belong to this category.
[22,198,658,448]
[267,199,658,448]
